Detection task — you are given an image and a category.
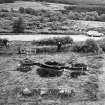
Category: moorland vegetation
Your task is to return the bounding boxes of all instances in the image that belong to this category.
[1,7,105,34]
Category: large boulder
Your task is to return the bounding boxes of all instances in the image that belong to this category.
[21,88,33,97]
[87,31,104,37]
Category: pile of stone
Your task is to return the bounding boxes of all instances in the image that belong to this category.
[21,58,35,66]
[71,63,88,71]
[17,58,34,72]
[17,65,32,72]
[70,63,88,78]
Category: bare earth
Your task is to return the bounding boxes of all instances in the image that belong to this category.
[0,51,105,104]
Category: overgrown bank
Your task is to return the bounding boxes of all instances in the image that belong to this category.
[0,36,105,55]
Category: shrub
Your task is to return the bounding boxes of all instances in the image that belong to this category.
[68,11,82,20]
[71,42,83,52]
[72,39,100,53]
[19,7,25,13]
[65,5,105,15]
[0,38,9,47]
[24,8,35,15]
[84,15,96,21]
[2,39,8,46]
[100,44,105,52]
[48,11,65,22]
[32,37,73,46]
[0,12,11,18]
[98,14,105,22]
[13,17,26,33]
[83,39,99,53]
[98,38,105,52]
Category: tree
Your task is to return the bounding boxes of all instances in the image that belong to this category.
[99,14,105,22]
[13,17,25,33]
[72,39,100,53]
[2,39,8,47]
[19,7,25,13]
[83,39,99,53]
[85,11,99,21]
[68,11,82,20]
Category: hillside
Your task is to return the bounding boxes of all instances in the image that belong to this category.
[0,1,68,11]
[35,0,105,5]
[1,0,105,5]
[1,1,105,34]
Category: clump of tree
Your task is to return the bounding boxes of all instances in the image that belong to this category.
[12,17,26,33]
[18,7,65,22]
[67,11,100,21]
[19,7,25,13]
[0,38,9,47]
[98,38,105,52]
[18,7,105,22]
[72,43,83,53]
[19,7,45,16]
[32,36,73,46]
[84,11,99,21]
[98,14,105,22]
[67,11,105,21]
[65,5,105,15]
[72,39,100,53]
[68,11,82,20]
[83,39,99,53]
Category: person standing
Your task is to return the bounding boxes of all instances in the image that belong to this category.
[17,47,21,54]
[57,42,62,52]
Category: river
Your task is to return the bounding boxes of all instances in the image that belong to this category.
[0,35,104,41]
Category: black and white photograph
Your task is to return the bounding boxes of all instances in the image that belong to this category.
[0,0,105,104]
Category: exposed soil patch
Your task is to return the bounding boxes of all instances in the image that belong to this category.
[0,52,104,104]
